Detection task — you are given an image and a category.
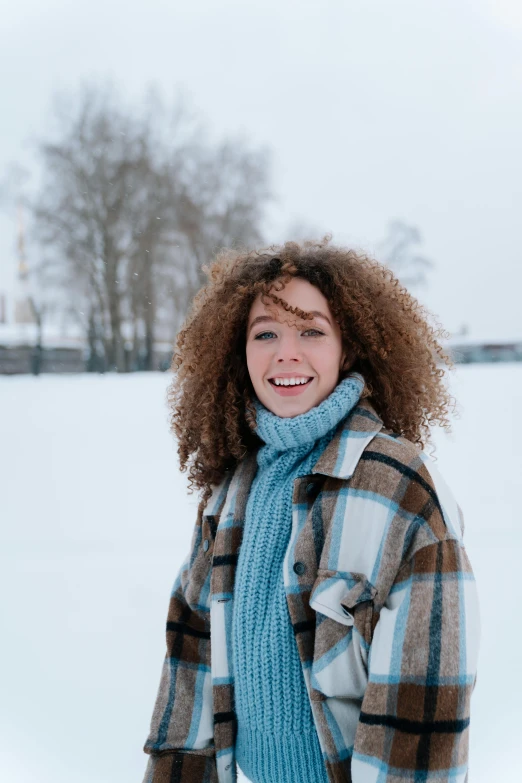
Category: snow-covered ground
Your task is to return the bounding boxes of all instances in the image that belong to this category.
[1,366,520,782]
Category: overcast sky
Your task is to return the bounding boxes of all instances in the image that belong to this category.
[1,0,521,340]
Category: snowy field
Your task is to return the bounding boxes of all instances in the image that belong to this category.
[1,365,520,782]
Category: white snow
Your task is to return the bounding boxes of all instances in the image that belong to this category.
[0,366,520,782]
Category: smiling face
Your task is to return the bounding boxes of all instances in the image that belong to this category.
[245,276,348,417]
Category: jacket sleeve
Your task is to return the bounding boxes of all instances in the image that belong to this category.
[352,535,481,782]
[142,501,218,783]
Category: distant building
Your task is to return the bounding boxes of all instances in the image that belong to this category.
[445,335,522,364]
[13,203,37,327]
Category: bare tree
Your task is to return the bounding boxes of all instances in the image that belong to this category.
[155,133,271,336]
[378,220,433,288]
[29,82,271,371]
[32,85,150,370]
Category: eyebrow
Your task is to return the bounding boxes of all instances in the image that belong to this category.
[248,310,332,335]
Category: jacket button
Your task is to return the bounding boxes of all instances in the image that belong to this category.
[203,539,209,552]
[305,481,316,495]
[293,561,306,575]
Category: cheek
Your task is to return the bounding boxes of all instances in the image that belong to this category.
[311,342,342,373]
[246,343,265,378]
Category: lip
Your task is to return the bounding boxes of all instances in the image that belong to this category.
[267,377,314,396]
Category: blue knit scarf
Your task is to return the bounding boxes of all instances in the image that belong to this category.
[232,372,365,783]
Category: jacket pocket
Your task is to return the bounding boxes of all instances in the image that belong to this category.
[309,569,377,625]
[309,569,377,700]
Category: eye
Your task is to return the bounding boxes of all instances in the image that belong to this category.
[254,331,277,340]
[303,329,324,337]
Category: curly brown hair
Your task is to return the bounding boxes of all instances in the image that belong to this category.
[167,236,455,505]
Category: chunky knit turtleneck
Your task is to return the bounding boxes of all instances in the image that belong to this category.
[232,373,365,783]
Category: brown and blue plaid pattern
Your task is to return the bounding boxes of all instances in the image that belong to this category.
[143,397,480,782]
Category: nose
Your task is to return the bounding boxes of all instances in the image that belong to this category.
[274,331,303,363]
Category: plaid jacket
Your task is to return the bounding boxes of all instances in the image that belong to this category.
[143,397,480,783]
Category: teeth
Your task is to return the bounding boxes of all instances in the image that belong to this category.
[272,377,311,386]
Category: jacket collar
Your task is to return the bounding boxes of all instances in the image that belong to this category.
[310,397,384,479]
[218,398,384,527]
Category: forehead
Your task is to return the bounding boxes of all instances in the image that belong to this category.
[247,277,331,322]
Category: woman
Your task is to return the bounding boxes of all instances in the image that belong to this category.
[142,238,480,783]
